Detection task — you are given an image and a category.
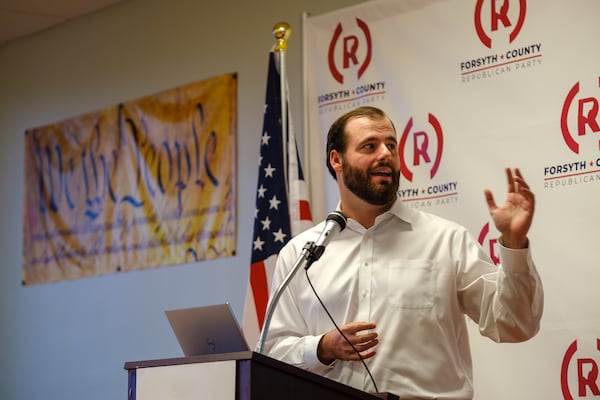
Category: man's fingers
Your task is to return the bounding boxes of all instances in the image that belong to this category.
[330,322,379,361]
[355,338,378,352]
[514,167,526,181]
[343,339,378,360]
[342,321,376,335]
[506,168,515,193]
[514,174,531,191]
[509,167,533,192]
[483,189,497,213]
[353,331,378,342]
[335,329,379,360]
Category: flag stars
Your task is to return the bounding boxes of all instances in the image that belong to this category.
[257,184,267,198]
[253,236,265,251]
[261,216,272,230]
[273,228,287,243]
[262,132,271,146]
[269,195,281,210]
[264,164,276,178]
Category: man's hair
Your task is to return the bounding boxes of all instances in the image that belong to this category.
[325,106,392,179]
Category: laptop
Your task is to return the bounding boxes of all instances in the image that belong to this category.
[165,303,250,357]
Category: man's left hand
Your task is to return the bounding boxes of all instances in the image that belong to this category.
[484,167,535,249]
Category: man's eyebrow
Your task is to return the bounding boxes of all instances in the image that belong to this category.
[357,134,397,146]
[382,134,398,143]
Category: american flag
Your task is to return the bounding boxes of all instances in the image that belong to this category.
[242,51,313,347]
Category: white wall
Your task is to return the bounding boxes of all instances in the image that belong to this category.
[0,0,364,399]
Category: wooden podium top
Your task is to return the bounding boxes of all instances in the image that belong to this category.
[125,351,399,400]
[124,350,256,370]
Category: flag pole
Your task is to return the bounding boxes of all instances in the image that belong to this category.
[273,22,291,191]
[254,22,295,355]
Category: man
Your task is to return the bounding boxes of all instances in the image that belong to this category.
[264,106,543,399]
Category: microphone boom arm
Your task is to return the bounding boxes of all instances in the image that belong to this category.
[255,240,316,353]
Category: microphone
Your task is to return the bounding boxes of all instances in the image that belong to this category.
[307,211,347,267]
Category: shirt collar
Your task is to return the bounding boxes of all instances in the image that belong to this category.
[335,196,416,229]
[387,197,416,224]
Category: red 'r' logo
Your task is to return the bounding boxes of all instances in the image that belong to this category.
[560,77,600,154]
[477,222,500,265]
[398,114,444,182]
[561,339,600,399]
[328,18,372,84]
[474,0,526,48]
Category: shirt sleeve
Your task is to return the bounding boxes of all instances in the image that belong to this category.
[459,235,544,343]
[262,240,336,374]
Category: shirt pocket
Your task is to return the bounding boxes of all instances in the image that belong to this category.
[387,259,436,309]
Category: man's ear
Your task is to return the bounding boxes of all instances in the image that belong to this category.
[330,150,343,174]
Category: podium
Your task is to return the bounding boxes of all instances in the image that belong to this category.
[124,351,399,400]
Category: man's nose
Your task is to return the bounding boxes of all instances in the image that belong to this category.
[377,144,392,160]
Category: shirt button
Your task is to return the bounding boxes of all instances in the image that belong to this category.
[364,262,369,267]
[361,290,368,298]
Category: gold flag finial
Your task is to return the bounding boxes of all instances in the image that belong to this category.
[273,22,291,52]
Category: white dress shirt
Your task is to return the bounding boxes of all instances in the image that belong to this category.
[264,198,543,400]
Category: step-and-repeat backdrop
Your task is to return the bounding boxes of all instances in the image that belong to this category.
[303,0,599,398]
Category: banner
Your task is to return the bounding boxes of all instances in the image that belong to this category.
[303,0,599,398]
[23,73,237,285]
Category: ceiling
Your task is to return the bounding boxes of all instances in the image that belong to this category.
[0,0,127,46]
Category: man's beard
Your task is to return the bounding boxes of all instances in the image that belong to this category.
[342,160,400,206]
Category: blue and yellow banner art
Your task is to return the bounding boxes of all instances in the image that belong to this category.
[22,73,237,285]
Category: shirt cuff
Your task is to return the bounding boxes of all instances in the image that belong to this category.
[498,242,533,274]
[304,334,337,372]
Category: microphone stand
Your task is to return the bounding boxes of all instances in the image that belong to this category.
[255,240,317,354]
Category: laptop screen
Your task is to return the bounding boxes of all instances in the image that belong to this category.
[165,303,250,357]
